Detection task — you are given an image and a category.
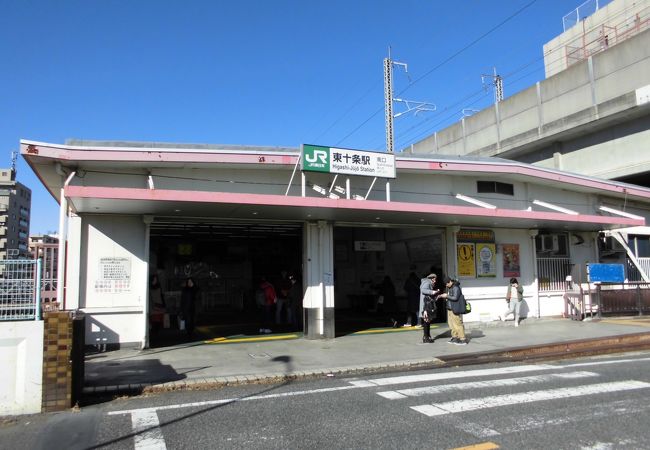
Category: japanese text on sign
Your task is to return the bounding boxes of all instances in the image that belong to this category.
[301,144,396,178]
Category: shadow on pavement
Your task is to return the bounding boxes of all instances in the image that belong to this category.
[86,355,296,449]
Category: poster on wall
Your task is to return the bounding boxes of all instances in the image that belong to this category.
[502,243,521,278]
[457,243,476,277]
[476,243,496,278]
[95,257,131,293]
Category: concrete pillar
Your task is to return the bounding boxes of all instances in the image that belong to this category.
[446,226,461,277]
[143,215,153,349]
[528,229,540,318]
[303,221,335,339]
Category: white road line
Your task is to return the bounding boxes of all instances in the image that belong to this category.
[501,397,650,434]
[377,371,599,399]
[349,364,559,387]
[131,410,167,450]
[107,355,650,417]
[561,356,650,368]
[109,385,359,416]
[411,380,650,417]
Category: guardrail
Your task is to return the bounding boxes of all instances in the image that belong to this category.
[595,282,650,317]
[0,259,41,321]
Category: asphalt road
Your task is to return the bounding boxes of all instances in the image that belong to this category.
[3,351,650,449]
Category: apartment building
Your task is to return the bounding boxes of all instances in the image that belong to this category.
[0,168,31,260]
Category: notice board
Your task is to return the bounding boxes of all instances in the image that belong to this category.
[587,263,625,283]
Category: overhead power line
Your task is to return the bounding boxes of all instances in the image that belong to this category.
[335,0,538,147]
[396,0,538,97]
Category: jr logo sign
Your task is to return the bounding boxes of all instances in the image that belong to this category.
[302,145,330,172]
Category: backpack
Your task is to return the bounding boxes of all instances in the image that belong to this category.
[255,288,267,307]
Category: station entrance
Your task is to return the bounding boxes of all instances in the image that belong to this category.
[147,218,302,347]
[146,219,447,345]
[332,226,446,335]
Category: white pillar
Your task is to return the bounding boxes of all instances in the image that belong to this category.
[528,229,540,318]
[303,221,334,339]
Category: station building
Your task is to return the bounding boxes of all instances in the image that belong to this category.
[21,139,650,348]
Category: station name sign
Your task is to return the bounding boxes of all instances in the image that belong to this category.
[301,144,396,179]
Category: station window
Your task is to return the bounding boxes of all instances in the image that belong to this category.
[477,181,514,196]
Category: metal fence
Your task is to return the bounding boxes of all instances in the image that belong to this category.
[594,282,650,317]
[563,0,613,31]
[0,259,41,321]
[565,3,650,67]
[537,257,571,291]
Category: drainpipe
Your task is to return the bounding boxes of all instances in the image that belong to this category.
[56,169,76,309]
[528,229,540,318]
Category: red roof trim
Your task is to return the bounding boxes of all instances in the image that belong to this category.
[64,185,643,227]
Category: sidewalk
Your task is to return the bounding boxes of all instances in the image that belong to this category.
[83,317,650,396]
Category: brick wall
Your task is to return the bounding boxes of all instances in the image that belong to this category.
[42,311,73,412]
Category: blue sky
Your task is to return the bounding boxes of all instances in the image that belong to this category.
[1,0,581,233]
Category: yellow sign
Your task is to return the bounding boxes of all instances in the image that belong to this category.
[457,243,476,277]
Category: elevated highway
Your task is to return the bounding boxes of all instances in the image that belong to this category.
[409,28,650,186]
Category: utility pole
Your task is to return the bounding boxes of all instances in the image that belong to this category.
[384,49,434,153]
[384,49,406,153]
[482,67,504,103]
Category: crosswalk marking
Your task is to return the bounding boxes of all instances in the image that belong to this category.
[349,364,558,387]
[410,380,650,417]
[377,371,599,399]
[131,410,167,450]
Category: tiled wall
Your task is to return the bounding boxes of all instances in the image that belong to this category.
[42,311,73,412]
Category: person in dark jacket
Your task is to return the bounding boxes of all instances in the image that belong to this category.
[438,276,468,345]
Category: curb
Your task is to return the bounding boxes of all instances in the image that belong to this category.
[437,331,650,366]
[82,330,650,399]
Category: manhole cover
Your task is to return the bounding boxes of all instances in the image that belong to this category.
[248,353,271,359]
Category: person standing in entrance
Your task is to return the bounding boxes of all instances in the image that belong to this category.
[148,274,166,333]
[439,276,468,345]
[403,267,420,327]
[180,277,198,339]
[500,277,524,327]
[258,276,277,334]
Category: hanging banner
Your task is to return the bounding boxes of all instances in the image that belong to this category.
[301,144,396,178]
[502,243,521,278]
[457,243,476,277]
[477,243,496,278]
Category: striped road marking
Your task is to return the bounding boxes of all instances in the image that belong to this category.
[377,371,599,399]
[131,410,167,450]
[349,364,559,387]
[410,380,650,417]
